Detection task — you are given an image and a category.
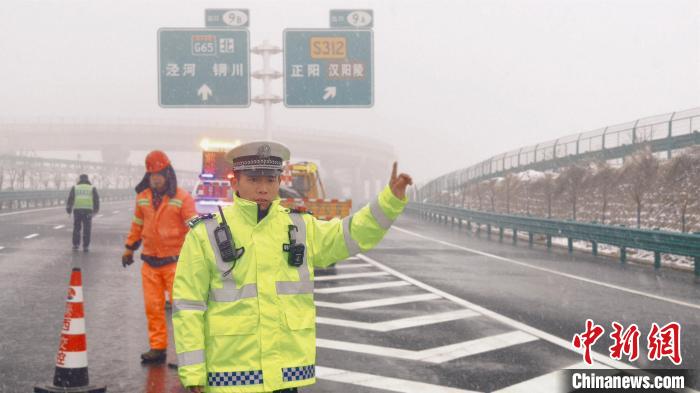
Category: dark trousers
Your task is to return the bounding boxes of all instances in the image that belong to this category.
[274,389,299,393]
[72,210,93,248]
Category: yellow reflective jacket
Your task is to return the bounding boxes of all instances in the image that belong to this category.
[172,186,406,392]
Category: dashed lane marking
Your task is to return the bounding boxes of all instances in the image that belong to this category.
[53,225,65,229]
[314,281,411,294]
[0,200,131,218]
[315,293,440,310]
[24,233,39,239]
[316,309,479,332]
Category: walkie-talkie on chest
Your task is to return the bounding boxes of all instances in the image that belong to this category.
[215,206,244,275]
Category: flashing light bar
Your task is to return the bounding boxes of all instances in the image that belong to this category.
[200,138,242,151]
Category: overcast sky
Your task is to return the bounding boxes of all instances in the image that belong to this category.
[0,0,698,182]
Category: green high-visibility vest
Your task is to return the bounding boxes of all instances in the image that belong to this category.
[74,184,94,210]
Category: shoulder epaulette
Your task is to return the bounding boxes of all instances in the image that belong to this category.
[187,213,215,228]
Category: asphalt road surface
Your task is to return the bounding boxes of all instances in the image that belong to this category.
[0,204,697,392]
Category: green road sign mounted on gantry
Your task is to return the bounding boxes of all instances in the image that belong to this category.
[158,28,250,107]
[284,29,373,108]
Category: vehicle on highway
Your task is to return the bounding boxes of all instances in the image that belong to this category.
[193,139,352,218]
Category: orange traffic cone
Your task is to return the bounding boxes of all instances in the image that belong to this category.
[35,268,106,393]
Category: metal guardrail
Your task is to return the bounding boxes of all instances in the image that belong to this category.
[407,202,700,277]
[0,189,134,211]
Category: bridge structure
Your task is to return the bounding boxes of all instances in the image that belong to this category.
[0,118,395,204]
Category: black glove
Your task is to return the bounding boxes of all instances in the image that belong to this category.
[122,251,134,268]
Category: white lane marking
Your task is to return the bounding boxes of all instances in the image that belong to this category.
[315,293,441,310]
[420,331,538,363]
[346,256,360,261]
[314,272,390,281]
[493,361,611,393]
[334,263,374,270]
[53,225,65,230]
[356,253,635,370]
[317,309,480,332]
[0,246,5,251]
[112,210,120,214]
[317,331,537,363]
[95,214,104,219]
[24,233,39,239]
[315,281,411,294]
[392,226,700,311]
[317,366,480,393]
[0,206,68,217]
[0,200,130,218]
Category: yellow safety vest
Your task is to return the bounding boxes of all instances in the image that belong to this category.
[73,184,94,210]
[172,186,406,392]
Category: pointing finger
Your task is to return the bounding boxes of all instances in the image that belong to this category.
[391,162,398,182]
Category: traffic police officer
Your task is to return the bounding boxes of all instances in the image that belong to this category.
[172,141,412,393]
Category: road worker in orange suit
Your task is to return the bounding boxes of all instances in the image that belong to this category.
[122,150,197,363]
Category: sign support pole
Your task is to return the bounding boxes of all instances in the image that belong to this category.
[252,40,282,140]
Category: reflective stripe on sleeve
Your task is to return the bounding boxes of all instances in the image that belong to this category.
[172,299,207,313]
[342,215,361,256]
[132,216,144,226]
[177,349,205,367]
[369,198,394,230]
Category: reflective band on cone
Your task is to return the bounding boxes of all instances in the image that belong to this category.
[34,268,106,393]
[67,286,84,303]
[56,351,88,369]
[62,318,86,335]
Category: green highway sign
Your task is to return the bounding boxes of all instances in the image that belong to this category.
[330,9,373,28]
[205,9,250,28]
[284,29,373,108]
[158,28,250,107]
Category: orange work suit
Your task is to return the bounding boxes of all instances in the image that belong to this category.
[125,187,197,350]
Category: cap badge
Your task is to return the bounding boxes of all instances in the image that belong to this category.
[257,144,271,158]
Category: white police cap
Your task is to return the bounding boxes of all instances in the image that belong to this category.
[225,141,291,176]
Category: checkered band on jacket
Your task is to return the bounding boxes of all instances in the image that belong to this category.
[282,365,315,382]
[208,370,264,386]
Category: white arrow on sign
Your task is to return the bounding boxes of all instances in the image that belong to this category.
[198,84,213,101]
[323,86,337,101]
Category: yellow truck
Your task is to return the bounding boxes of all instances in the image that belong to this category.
[279,161,352,219]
